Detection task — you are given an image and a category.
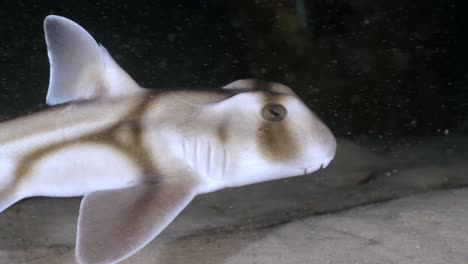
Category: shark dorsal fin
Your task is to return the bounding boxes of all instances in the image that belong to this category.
[43,15,144,105]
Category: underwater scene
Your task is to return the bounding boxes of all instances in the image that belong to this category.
[0,1,466,263]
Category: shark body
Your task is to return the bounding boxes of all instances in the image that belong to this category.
[0,16,336,264]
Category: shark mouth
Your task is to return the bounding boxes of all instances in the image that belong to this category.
[303,156,334,175]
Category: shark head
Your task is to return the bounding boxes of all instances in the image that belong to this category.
[186,79,336,191]
[224,90,336,187]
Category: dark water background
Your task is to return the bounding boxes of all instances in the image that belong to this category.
[0,0,465,144]
[0,3,467,262]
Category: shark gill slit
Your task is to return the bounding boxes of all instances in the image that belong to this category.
[12,94,159,189]
[193,139,198,172]
[221,144,227,180]
[206,140,212,178]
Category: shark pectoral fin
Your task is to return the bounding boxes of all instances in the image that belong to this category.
[76,179,198,264]
[223,79,297,96]
[43,15,144,106]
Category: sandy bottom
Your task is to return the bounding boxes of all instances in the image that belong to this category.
[1,188,467,264]
[1,136,467,263]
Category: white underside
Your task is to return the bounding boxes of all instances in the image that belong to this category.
[23,143,141,197]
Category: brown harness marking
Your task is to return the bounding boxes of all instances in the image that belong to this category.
[13,94,159,189]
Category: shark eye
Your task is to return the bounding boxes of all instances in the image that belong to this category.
[261,103,287,122]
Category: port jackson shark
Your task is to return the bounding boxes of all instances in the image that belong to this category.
[0,15,336,264]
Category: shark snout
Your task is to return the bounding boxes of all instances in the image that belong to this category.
[303,120,336,174]
[321,129,337,168]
